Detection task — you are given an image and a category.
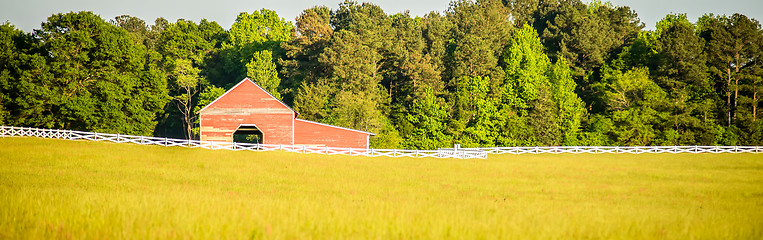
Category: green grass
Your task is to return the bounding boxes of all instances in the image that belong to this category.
[1,137,762,239]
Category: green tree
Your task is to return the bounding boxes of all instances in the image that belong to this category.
[445,0,512,144]
[280,6,333,104]
[3,12,169,135]
[699,13,763,144]
[446,0,511,80]
[649,14,718,144]
[504,24,551,111]
[222,9,293,89]
[155,19,226,138]
[454,76,503,147]
[549,58,586,145]
[402,88,452,149]
[246,50,281,99]
[310,2,401,147]
[229,9,292,48]
[111,15,158,49]
[502,24,554,145]
[0,22,51,127]
[157,19,226,65]
[504,24,586,146]
[596,66,668,145]
[532,0,642,111]
[320,29,388,133]
[332,89,388,135]
[171,58,201,140]
[527,84,561,145]
[293,80,334,121]
[420,12,452,76]
[384,13,446,141]
[503,0,540,26]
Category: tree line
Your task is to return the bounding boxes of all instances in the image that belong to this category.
[1,0,762,148]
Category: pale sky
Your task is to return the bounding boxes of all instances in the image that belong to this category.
[1,0,762,32]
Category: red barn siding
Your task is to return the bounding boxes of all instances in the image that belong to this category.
[294,119,369,148]
[200,113,293,144]
[199,78,373,148]
[199,80,294,144]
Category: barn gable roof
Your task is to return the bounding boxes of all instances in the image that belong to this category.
[295,118,376,136]
[197,78,297,116]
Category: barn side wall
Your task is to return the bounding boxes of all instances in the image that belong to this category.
[293,119,370,148]
[200,112,293,144]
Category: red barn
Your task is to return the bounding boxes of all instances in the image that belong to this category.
[198,78,374,148]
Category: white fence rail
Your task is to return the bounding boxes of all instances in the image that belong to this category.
[449,145,763,154]
[0,126,487,159]
[3,126,759,158]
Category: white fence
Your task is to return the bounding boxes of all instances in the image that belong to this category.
[3,126,759,158]
[0,126,487,159]
[450,145,763,154]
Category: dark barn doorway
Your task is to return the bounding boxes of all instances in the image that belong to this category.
[233,124,263,144]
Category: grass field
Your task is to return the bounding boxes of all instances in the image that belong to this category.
[1,137,762,239]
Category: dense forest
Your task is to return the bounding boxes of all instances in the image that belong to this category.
[1,0,762,148]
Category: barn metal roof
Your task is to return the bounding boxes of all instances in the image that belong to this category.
[295,118,376,136]
[197,78,298,117]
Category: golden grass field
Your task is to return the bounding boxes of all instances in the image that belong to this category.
[1,137,761,239]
